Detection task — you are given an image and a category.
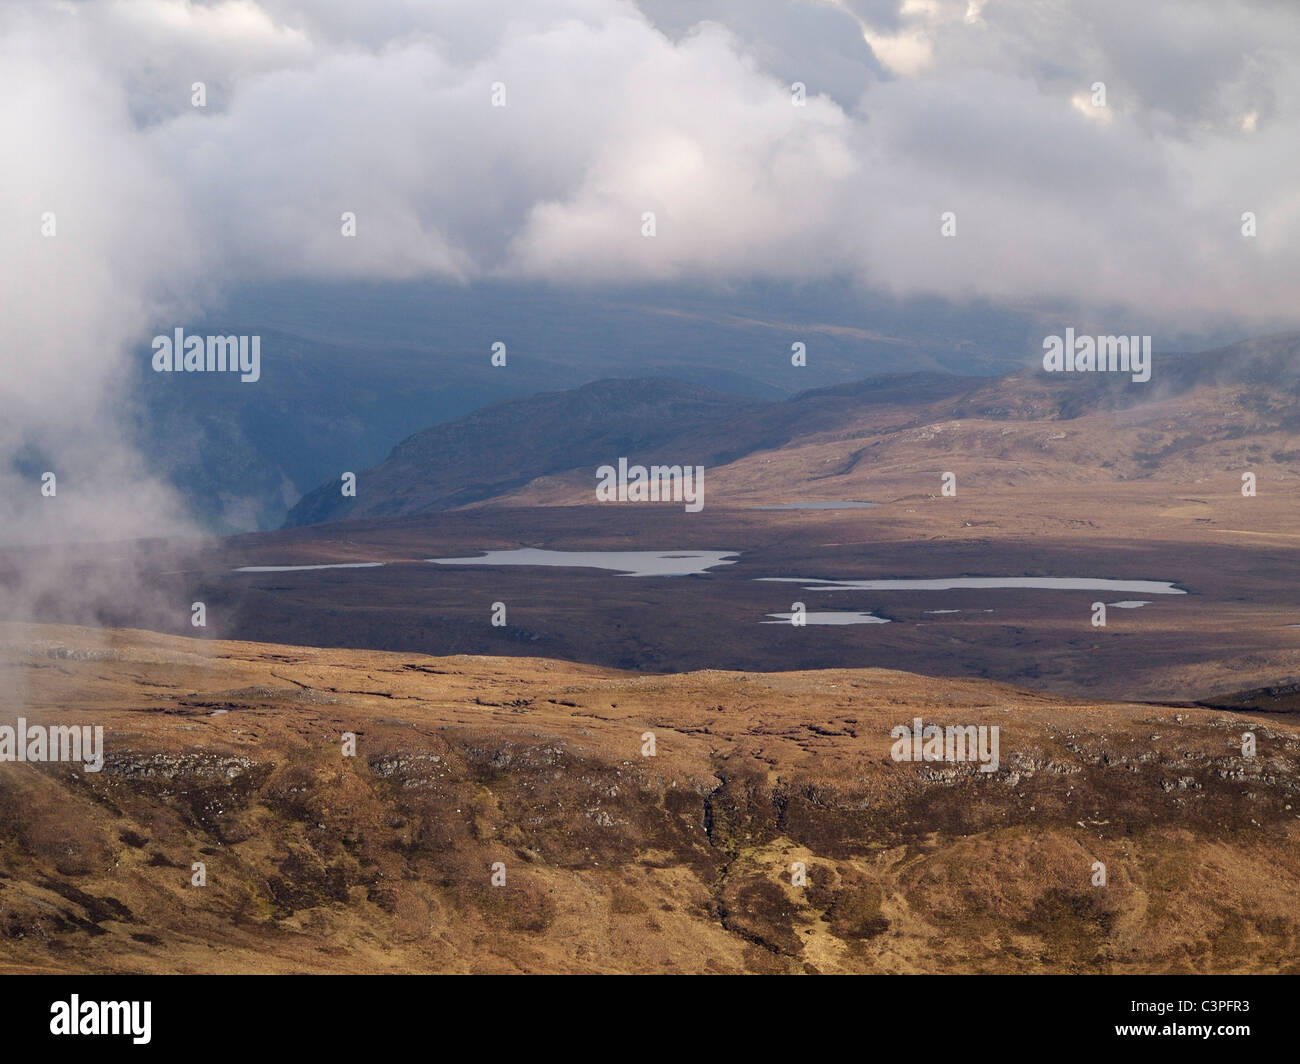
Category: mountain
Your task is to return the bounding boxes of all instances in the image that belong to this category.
[142,278,1081,534]
[131,327,590,533]
[284,333,1300,526]
[9,332,1297,706]
[282,371,1013,526]
[284,378,766,525]
[3,622,1297,974]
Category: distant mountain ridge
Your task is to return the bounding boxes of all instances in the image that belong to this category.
[284,378,765,526]
[283,333,1300,527]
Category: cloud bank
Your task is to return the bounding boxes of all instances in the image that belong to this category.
[2,0,1299,548]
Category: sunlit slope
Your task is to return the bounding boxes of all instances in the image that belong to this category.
[2,624,1297,974]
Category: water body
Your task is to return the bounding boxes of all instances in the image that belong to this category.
[763,610,890,625]
[923,609,995,614]
[1108,600,1153,609]
[233,562,386,573]
[426,548,740,578]
[754,501,879,510]
[761,576,1186,594]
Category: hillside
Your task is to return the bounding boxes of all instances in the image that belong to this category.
[284,378,766,526]
[1,623,1298,974]
[284,334,1300,525]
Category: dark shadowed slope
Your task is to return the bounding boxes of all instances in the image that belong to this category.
[284,378,767,525]
[284,333,1300,527]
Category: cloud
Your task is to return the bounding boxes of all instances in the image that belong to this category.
[5,0,1297,317]
[2,0,1300,551]
[0,5,201,548]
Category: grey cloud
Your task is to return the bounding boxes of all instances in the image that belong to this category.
[3,0,1300,560]
[635,0,883,108]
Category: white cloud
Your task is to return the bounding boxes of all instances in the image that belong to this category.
[3,0,1300,545]
[5,0,1296,319]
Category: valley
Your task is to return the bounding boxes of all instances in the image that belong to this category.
[4,339,1300,974]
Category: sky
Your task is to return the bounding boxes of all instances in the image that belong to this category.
[2,0,1299,546]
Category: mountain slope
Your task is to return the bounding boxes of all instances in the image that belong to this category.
[284,378,768,525]
[3,623,1298,974]
[284,333,1300,526]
